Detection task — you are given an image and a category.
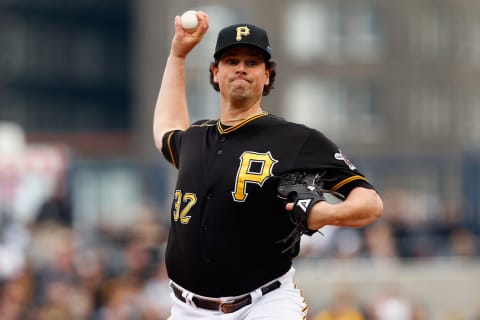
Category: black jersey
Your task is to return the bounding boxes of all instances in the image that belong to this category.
[161,112,374,297]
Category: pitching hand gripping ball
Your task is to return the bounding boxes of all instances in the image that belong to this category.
[181,10,198,32]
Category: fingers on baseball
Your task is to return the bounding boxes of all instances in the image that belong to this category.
[196,12,209,32]
[179,11,209,33]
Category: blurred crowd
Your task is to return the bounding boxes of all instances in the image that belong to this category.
[0,197,171,320]
[0,184,479,320]
[300,188,479,261]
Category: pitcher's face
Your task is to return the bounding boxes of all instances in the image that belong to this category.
[212,46,270,102]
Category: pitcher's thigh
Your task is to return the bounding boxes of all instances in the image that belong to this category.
[243,284,308,320]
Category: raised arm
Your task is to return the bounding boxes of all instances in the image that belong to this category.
[153,11,209,151]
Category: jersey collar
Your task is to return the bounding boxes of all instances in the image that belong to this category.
[216,111,268,134]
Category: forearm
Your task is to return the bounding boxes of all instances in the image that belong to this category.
[308,187,383,229]
[153,53,190,151]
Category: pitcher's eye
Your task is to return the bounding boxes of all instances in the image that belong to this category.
[225,59,238,65]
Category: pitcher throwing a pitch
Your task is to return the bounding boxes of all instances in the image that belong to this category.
[153,10,383,320]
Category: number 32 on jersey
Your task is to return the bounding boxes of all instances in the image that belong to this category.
[173,190,197,224]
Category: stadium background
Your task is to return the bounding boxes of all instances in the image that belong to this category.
[1,0,479,319]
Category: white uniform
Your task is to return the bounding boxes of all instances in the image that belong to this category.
[168,268,307,320]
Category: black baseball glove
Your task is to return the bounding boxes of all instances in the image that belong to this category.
[276,172,327,253]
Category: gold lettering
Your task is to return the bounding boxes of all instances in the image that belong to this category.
[232,151,278,202]
[173,190,181,221]
[180,193,196,224]
[172,190,196,224]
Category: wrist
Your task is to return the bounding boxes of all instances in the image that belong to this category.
[309,201,335,229]
[169,51,187,61]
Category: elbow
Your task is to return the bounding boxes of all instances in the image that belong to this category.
[374,192,384,219]
[153,133,163,152]
[153,124,167,152]
[154,140,163,153]
[365,192,384,225]
[353,191,384,228]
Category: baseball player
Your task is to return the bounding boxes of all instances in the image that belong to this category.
[153,11,383,320]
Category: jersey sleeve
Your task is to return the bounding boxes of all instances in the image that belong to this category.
[296,129,375,197]
[161,130,183,169]
[160,119,213,169]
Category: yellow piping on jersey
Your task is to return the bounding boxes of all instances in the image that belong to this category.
[216,111,268,134]
[166,131,178,168]
[331,175,368,192]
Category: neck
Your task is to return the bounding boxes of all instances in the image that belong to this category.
[220,108,264,125]
[220,100,263,122]
[220,117,247,124]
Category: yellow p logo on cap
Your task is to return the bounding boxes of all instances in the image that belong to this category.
[236,26,250,41]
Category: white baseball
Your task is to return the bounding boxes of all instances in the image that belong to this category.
[181,10,198,32]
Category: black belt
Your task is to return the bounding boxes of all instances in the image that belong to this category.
[171,280,281,313]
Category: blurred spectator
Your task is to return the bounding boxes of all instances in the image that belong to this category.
[447,227,478,259]
[379,188,441,259]
[96,277,142,320]
[34,178,72,228]
[33,277,77,319]
[367,287,426,320]
[66,286,94,319]
[129,203,168,265]
[311,287,367,320]
[299,226,339,258]
[75,246,110,312]
[0,269,34,320]
[0,212,30,280]
[30,227,79,313]
[120,237,155,287]
[139,258,172,320]
[330,228,363,260]
[363,220,398,262]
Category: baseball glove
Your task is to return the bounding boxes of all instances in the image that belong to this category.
[276,172,327,253]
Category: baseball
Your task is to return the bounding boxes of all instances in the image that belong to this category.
[181,10,198,32]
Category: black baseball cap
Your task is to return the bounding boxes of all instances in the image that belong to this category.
[214,24,272,60]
